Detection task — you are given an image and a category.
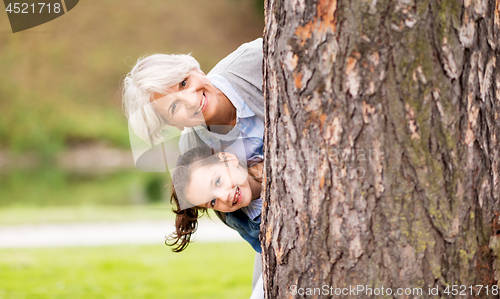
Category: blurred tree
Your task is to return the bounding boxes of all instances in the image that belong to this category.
[262,0,500,297]
[231,0,264,15]
[145,176,166,203]
[255,0,264,15]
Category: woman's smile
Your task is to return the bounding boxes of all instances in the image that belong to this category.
[194,92,207,115]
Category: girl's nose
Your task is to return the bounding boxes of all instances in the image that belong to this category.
[218,189,233,205]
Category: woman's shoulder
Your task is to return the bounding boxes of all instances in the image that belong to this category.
[208,38,265,119]
[208,38,263,77]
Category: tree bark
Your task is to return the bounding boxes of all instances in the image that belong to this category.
[262,0,500,298]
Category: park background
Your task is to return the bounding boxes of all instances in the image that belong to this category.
[0,0,264,298]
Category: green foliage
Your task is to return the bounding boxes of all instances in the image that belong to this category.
[0,0,264,155]
[0,0,264,208]
[0,4,262,298]
[0,169,168,207]
[0,243,255,298]
[146,176,168,203]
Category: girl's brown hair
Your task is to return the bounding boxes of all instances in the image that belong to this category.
[165,146,221,252]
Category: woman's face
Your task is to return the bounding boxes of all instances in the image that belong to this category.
[184,155,252,213]
[152,69,220,130]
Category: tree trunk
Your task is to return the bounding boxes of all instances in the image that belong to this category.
[262,0,500,298]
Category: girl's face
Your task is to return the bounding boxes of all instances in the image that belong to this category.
[184,154,252,212]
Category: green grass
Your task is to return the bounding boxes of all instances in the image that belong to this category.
[0,204,176,226]
[0,243,255,299]
[0,204,225,226]
[0,168,177,224]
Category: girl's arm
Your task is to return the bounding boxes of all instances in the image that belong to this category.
[248,162,263,183]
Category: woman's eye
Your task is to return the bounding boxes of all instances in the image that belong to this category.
[170,103,177,114]
[210,199,216,208]
[181,79,187,88]
[215,177,221,187]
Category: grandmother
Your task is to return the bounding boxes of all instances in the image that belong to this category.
[122,38,264,160]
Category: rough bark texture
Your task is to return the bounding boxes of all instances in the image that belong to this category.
[262,0,500,298]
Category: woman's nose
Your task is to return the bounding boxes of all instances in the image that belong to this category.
[180,88,198,108]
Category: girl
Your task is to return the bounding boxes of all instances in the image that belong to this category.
[166,146,263,253]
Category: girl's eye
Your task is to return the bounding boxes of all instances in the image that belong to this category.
[215,177,221,187]
[210,199,216,208]
[181,79,187,88]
